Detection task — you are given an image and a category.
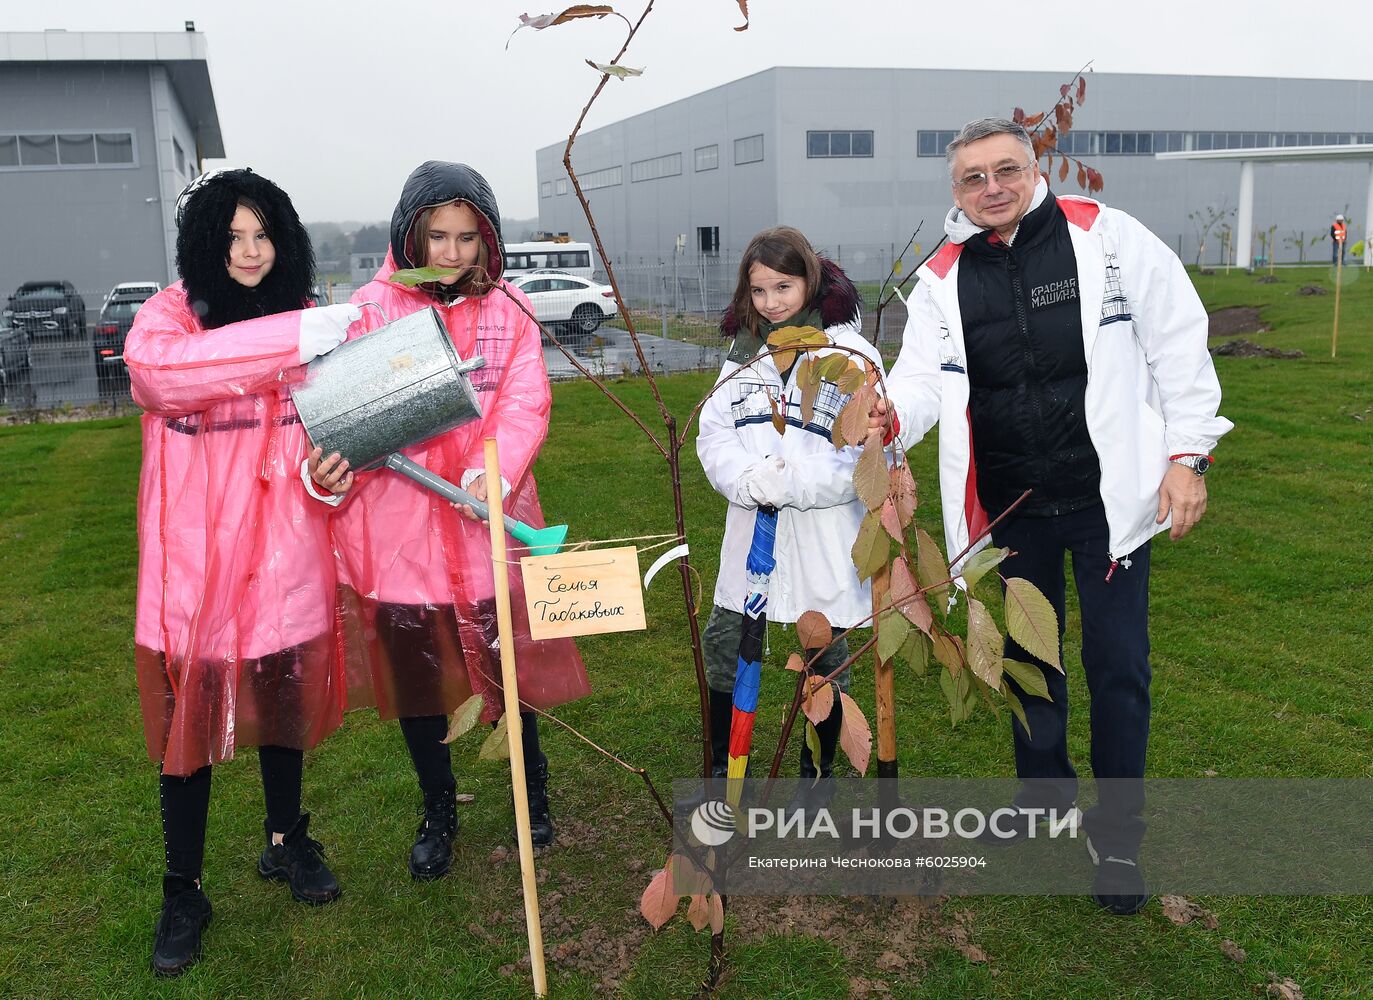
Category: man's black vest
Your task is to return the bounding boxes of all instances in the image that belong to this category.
[957,192,1102,518]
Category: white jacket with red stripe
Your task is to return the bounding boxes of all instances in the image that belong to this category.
[886,190,1233,573]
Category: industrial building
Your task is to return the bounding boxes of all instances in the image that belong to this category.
[534,67,1373,278]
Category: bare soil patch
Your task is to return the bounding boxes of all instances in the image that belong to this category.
[1208,306,1270,339]
[1210,339,1304,360]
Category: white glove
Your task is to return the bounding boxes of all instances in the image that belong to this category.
[298,303,363,365]
[740,457,790,509]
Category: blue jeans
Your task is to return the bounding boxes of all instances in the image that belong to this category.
[993,504,1152,857]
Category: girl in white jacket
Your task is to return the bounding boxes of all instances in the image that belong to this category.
[696,226,884,798]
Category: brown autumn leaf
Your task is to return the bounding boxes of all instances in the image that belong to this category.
[889,464,916,526]
[915,527,950,606]
[784,652,805,672]
[966,598,1004,689]
[686,893,711,932]
[1058,157,1070,183]
[879,498,903,543]
[1076,75,1087,105]
[794,353,816,388]
[1159,895,1218,929]
[841,385,875,447]
[851,510,888,582]
[1024,111,1046,128]
[1266,977,1304,1000]
[772,348,797,375]
[1055,102,1073,134]
[796,609,832,651]
[890,556,933,635]
[1060,83,1071,98]
[798,358,819,425]
[831,396,859,450]
[802,675,835,726]
[1012,106,1025,124]
[1042,125,1057,150]
[733,0,750,31]
[507,6,616,48]
[932,630,965,677]
[1077,162,1087,190]
[769,391,786,436]
[708,892,725,932]
[639,857,681,930]
[1218,939,1247,963]
[837,691,871,775]
[853,434,889,513]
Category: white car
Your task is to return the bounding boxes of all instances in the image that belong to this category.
[507,272,617,339]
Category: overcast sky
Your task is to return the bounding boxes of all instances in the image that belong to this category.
[11,1,1367,223]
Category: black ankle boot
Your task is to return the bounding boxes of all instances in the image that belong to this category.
[785,691,843,816]
[257,813,341,905]
[515,752,555,848]
[151,873,212,977]
[410,788,458,880]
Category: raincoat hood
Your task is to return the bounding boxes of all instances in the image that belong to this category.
[388,160,505,281]
[943,176,1049,245]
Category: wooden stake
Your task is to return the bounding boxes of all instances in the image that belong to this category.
[484,437,548,997]
[871,565,898,777]
[1332,250,1344,359]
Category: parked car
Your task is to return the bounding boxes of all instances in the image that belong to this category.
[507,273,617,341]
[0,321,35,409]
[3,280,87,340]
[93,286,156,397]
[101,281,161,308]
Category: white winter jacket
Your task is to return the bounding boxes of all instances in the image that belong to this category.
[887,188,1233,573]
[697,322,885,627]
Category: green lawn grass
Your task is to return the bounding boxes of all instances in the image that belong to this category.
[1,265,1370,998]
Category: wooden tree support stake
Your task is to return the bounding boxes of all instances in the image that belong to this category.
[1331,251,1344,358]
[485,436,549,997]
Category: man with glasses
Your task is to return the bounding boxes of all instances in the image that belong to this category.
[871,118,1231,915]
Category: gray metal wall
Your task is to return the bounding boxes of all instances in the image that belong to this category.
[0,63,179,313]
[535,68,1373,271]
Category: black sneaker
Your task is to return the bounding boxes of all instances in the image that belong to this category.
[257,813,341,905]
[517,757,555,849]
[410,789,458,880]
[975,804,1083,846]
[151,874,212,977]
[1087,836,1149,915]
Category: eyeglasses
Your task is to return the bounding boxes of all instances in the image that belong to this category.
[955,162,1034,192]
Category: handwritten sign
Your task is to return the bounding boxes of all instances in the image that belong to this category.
[521,546,647,641]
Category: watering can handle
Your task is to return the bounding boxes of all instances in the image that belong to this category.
[357,300,388,324]
[382,452,567,555]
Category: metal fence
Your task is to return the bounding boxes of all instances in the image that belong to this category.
[0,263,907,418]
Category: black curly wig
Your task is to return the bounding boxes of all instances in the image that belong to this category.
[175,169,315,329]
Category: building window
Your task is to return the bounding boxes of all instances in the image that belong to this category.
[0,130,138,170]
[630,152,682,182]
[694,144,719,172]
[581,165,622,190]
[173,137,185,175]
[806,130,874,158]
[555,178,568,196]
[916,130,959,157]
[734,134,764,165]
[540,181,552,198]
[698,226,720,255]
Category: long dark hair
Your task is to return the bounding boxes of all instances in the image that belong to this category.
[727,226,822,336]
[175,169,314,329]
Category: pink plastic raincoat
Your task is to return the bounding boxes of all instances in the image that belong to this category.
[126,284,345,776]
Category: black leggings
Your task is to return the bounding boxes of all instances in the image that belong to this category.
[158,745,304,880]
[400,711,544,799]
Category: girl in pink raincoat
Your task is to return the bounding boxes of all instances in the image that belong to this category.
[311,161,589,878]
[125,169,361,976]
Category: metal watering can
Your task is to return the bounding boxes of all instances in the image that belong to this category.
[291,302,568,556]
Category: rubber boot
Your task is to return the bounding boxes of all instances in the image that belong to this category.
[409,788,458,880]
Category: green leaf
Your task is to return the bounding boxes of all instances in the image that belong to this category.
[850,511,888,582]
[959,546,1009,592]
[1004,577,1062,671]
[853,434,889,513]
[915,528,949,606]
[816,354,850,382]
[1002,658,1052,702]
[932,630,964,677]
[478,714,511,760]
[389,266,462,287]
[965,598,1004,689]
[876,608,911,664]
[1001,682,1031,738]
[767,324,827,349]
[836,362,865,395]
[441,694,484,744]
[794,354,817,388]
[899,629,929,677]
[939,667,958,723]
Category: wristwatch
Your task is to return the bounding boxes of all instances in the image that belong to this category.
[1172,454,1212,476]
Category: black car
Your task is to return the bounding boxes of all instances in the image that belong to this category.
[3,280,87,340]
[0,322,35,409]
[93,290,155,397]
